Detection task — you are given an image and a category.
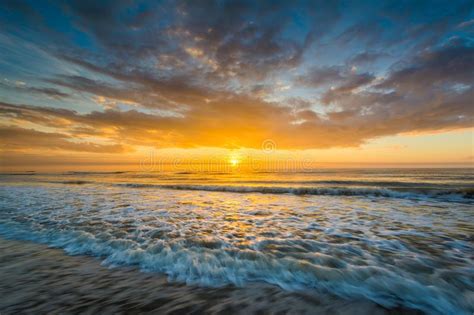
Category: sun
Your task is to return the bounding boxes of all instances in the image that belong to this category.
[229,157,240,167]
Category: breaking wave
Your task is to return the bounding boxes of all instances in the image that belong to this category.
[116,183,473,202]
[0,222,472,315]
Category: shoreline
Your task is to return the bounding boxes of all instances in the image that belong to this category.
[0,237,423,314]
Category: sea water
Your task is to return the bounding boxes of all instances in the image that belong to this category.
[0,169,472,314]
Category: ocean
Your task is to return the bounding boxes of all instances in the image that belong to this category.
[0,168,473,314]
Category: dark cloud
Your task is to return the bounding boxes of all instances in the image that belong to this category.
[297,66,376,104]
[0,82,70,99]
[297,66,346,88]
[52,55,214,109]
[321,73,375,104]
[348,52,388,65]
[379,43,474,91]
[321,42,474,135]
[26,87,70,99]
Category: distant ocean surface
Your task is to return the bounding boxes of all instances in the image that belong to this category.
[0,168,473,314]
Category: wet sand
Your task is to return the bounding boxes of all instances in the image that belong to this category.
[0,238,423,314]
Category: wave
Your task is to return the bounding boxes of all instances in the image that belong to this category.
[50,180,93,185]
[40,179,473,202]
[116,183,473,202]
[238,179,473,188]
[0,224,471,315]
[0,172,36,176]
[64,171,127,175]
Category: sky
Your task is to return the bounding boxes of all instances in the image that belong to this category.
[0,0,473,170]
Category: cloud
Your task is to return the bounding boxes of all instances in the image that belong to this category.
[297,66,346,88]
[457,19,474,29]
[378,42,474,90]
[321,72,375,104]
[0,81,69,99]
[0,0,472,158]
[320,42,474,135]
[348,51,388,65]
[0,125,126,153]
